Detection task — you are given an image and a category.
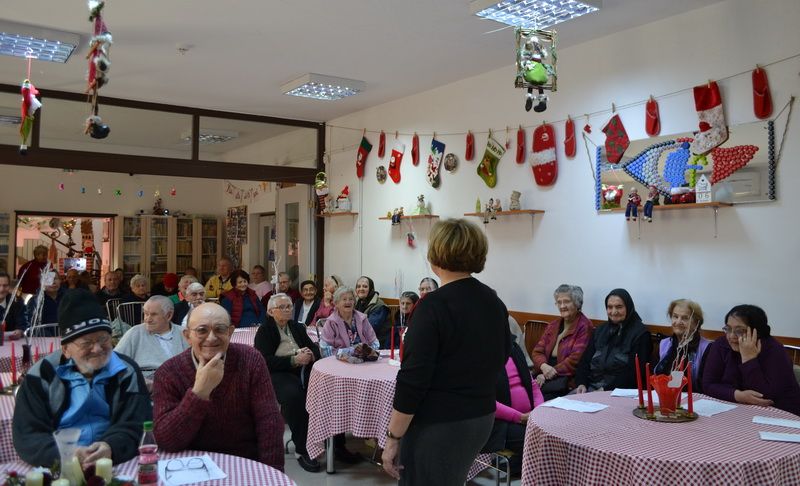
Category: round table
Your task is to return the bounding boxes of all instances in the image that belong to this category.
[306,355,490,478]
[229,326,319,347]
[0,337,60,373]
[0,450,296,486]
[0,373,19,464]
[521,391,800,485]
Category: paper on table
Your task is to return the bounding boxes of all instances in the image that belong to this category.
[158,454,227,486]
[759,431,800,443]
[753,415,800,429]
[610,388,639,397]
[539,397,608,413]
[691,399,737,417]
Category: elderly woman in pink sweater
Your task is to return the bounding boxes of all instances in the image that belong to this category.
[319,286,379,357]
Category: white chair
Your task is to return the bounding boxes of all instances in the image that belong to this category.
[116,302,144,326]
[105,298,123,321]
[24,323,60,338]
[315,318,334,357]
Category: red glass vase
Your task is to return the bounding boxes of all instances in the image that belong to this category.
[650,374,687,415]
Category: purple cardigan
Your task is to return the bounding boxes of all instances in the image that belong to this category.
[531,313,593,376]
[321,309,379,350]
[658,336,712,385]
[702,336,800,417]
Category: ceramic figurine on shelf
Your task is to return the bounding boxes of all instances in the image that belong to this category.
[602,184,624,210]
[492,198,502,218]
[509,190,521,211]
[413,195,430,216]
[643,185,659,222]
[335,186,351,212]
[392,208,404,225]
[475,197,481,213]
[484,198,494,224]
[625,188,642,221]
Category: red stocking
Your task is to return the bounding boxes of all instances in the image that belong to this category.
[516,127,526,164]
[564,116,576,158]
[602,114,629,164]
[645,97,660,136]
[752,68,773,119]
[465,131,475,161]
[531,123,557,186]
[378,131,386,158]
[412,133,420,166]
[355,136,372,179]
[388,142,405,184]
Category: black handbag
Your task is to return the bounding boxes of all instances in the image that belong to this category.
[539,375,570,395]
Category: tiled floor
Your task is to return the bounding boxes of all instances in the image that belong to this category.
[282,428,521,486]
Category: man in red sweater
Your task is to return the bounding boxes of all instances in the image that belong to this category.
[151,303,285,471]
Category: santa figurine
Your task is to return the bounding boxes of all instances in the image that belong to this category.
[625,188,642,221]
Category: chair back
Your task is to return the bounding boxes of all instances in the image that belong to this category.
[315,318,335,357]
[385,304,400,327]
[116,301,144,326]
[105,298,123,321]
[523,320,550,359]
[24,323,61,338]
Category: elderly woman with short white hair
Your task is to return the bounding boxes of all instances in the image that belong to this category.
[121,274,150,324]
[320,286,380,355]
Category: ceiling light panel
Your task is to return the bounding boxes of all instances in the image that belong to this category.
[0,21,81,63]
[471,0,601,28]
[281,73,366,101]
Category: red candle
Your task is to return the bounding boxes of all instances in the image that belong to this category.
[645,363,654,415]
[49,342,54,354]
[399,329,405,362]
[35,346,40,362]
[390,326,395,360]
[11,342,17,385]
[635,354,644,408]
[687,362,694,415]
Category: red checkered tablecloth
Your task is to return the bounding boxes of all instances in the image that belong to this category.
[306,355,490,479]
[0,376,19,464]
[230,326,319,347]
[520,391,800,485]
[0,450,296,485]
[0,337,61,373]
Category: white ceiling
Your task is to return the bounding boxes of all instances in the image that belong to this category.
[0,0,722,123]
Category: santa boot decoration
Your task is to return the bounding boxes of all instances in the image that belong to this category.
[564,116,576,158]
[355,135,372,179]
[477,135,506,188]
[426,138,446,188]
[531,123,557,186]
[690,81,728,155]
[516,126,526,164]
[645,96,660,136]
[412,133,420,166]
[602,114,630,164]
[388,141,405,184]
[752,67,773,119]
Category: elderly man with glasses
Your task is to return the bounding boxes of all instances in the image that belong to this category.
[152,303,285,471]
[254,293,321,472]
[12,289,152,468]
[173,282,205,326]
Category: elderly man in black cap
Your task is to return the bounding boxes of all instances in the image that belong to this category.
[12,289,152,468]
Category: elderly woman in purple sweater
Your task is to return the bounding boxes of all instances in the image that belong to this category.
[531,284,593,399]
[703,304,800,416]
[320,286,380,356]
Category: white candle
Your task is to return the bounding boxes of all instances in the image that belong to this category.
[95,457,113,482]
[24,471,43,486]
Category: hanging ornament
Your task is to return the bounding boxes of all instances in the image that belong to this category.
[137,189,144,197]
[97,188,103,195]
[19,78,41,155]
[354,134,372,178]
[531,123,558,186]
[58,183,65,191]
[378,131,386,158]
[515,28,557,113]
[602,114,630,164]
[645,96,661,136]
[465,131,475,161]
[516,126,526,164]
[752,67,773,119]
[114,189,122,196]
[412,133,420,166]
[84,0,112,139]
[583,114,592,134]
[564,116,576,158]
[476,132,506,188]
[154,189,160,198]
[81,186,86,194]
[170,187,177,196]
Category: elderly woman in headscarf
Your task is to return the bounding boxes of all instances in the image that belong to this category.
[574,289,650,393]
[354,276,390,347]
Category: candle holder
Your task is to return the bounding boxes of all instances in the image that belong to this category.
[633,374,698,422]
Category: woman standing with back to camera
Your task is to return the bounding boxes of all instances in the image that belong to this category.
[382,218,511,485]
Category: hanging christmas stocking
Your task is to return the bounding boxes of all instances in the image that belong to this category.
[426,139,446,188]
[355,136,372,179]
[752,68,773,119]
[531,123,557,186]
[564,116,576,158]
[602,114,630,164]
[412,133,420,166]
[388,141,405,184]
[645,97,660,136]
[690,81,728,155]
[465,131,475,161]
[378,131,386,158]
[516,127,526,164]
[477,135,506,188]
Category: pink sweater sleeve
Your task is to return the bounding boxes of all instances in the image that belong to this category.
[495,401,522,423]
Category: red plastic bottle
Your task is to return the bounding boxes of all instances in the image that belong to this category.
[138,420,159,486]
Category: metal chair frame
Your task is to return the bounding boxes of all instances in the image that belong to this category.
[116,301,144,326]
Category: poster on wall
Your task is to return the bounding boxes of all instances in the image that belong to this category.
[225,205,247,268]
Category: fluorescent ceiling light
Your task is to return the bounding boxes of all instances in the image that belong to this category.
[470,0,601,28]
[181,129,239,145]
[0,108,21,126]
[281,73,366,101]
[0,20,81,63]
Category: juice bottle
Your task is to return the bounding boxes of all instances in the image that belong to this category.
[138,420,159,486]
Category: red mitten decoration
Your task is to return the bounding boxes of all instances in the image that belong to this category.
[645,97,660,136]
[564,116,576,158]
[412,133,420,166]
[388,142,405,184]
[465,131,475,161]
[355,136,372,179]
[752,68,773,120]
[602,114,630,164]
[516,127,526,164]
[710,145,759,184]
[531,123,557,186]
[378,131,386,158]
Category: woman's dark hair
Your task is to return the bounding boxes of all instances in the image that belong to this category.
[400,291,419,305]
[725,304,771,338]
[231,269,250,284]
[300,280,317,290]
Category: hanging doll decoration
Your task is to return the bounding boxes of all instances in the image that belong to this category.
[515,29,557,113]
[314,172,330,213]
[625,188,641,222]
[85,0,112,139]
[19,79,41,155]
[643,185,659,222]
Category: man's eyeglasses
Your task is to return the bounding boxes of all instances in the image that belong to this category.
[72,334,112,350]
[274,304,292,311]
[188,324,231,338]
[722,326,748,338]
[165,458,209,483]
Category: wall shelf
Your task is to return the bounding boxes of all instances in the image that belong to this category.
[378,214,440,220]
[317,212,358,218]
[463,209,545,217]
[600,202,733,238]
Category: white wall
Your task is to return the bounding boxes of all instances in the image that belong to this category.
[323,0,800,337]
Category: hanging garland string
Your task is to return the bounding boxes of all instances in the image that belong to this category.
[224,180,270,202]
[324,51,800,154]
